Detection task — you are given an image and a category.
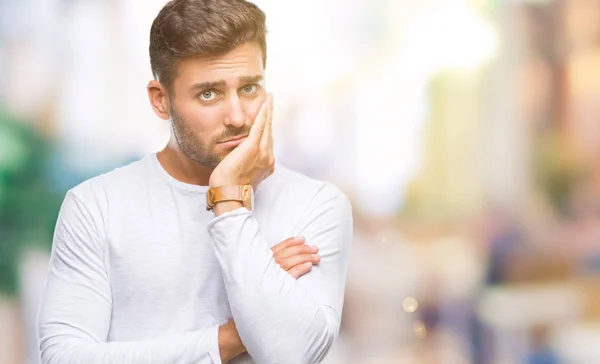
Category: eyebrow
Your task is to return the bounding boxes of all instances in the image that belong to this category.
[190,75,264,90]
[240,75,263,84]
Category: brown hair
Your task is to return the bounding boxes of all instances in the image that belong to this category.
[149,0,267,91]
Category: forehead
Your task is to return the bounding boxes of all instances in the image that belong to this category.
[173,42,264,88]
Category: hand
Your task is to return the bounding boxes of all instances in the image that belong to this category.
[209,93,275,189]
[218,320,246,362]
[271,237,321,278]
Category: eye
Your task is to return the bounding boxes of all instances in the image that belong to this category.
[199,90,217,101]
[241,84,259,94]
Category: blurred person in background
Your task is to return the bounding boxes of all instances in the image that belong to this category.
[36,0,352,363]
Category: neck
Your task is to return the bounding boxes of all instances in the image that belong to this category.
[156,137,213,186]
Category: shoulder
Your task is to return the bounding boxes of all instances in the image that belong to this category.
[60,156,152,230]
[260,165,350,205]
[256,165,352,225]
[68,156,150,204]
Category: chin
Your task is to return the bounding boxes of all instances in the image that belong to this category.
[221,145,239,153]
[214,149,232,160]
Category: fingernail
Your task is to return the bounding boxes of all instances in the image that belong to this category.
[296,236,305,241]
[310,245,319,251]
[304,262,312,267]
[311,254,320,260]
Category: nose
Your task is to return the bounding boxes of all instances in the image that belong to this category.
[223,94,246,128]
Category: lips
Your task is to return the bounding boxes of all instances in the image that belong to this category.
[219,135,248,144]
[218,135,248,149]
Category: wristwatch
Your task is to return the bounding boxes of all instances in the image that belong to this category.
[206,184,254,212]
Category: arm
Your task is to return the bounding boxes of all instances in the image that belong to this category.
[207,185,353,364]
[38,191,231,364]
[218,238,323,360]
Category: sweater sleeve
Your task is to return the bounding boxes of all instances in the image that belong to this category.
[207,183,353,364]
[38,191,222,364]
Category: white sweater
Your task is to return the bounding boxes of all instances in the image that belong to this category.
[37,154,353,364]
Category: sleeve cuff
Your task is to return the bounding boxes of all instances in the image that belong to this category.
[207,207,251,235]
[207,325,222,364]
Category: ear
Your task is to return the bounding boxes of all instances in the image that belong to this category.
[147,80,171,120]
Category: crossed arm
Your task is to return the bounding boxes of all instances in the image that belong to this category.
[217,236,322,361]
[38,186,352,364]
[209,186,352,363]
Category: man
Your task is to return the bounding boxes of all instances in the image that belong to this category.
[37,0,353,363]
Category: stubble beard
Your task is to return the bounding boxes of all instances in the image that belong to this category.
[170,106,223,170]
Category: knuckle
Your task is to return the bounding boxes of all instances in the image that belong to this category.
[295,248,307,256]
[295,246,309,255]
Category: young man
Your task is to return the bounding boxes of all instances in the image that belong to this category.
[37,0,353,363]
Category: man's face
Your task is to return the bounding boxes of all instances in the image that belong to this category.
[168,42,266,169]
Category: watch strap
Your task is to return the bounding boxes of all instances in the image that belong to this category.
[206,185,250,211]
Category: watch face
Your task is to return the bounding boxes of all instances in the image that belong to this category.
[243,184,254,211]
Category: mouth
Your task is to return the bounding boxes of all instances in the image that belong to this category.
[218,134,248,148]
[219,135,248,144]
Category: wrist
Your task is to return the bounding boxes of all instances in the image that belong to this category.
[209,177,239,189]
[214,201,244,216]
[207,185,254,214]
[218,323,245,361]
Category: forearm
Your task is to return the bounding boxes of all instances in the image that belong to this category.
[208,209,339,364]
[226,277,335,364]
[39,326,222,364]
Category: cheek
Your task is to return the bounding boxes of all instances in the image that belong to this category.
[244,95,267,123]
[179,103,222,134]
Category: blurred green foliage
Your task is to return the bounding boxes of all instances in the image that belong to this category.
[0,107,63,297]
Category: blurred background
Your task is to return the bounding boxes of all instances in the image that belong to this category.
[1,0,600,363]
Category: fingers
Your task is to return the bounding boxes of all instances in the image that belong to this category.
[287,262,313,279]
[271,236,305,254]
[276,253,321,271]
[271,235,320,278]
[275,243,319,259]
[248,98,269,142]
[260,93,273,151]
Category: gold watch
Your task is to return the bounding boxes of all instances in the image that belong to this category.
[206,184,254,212]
